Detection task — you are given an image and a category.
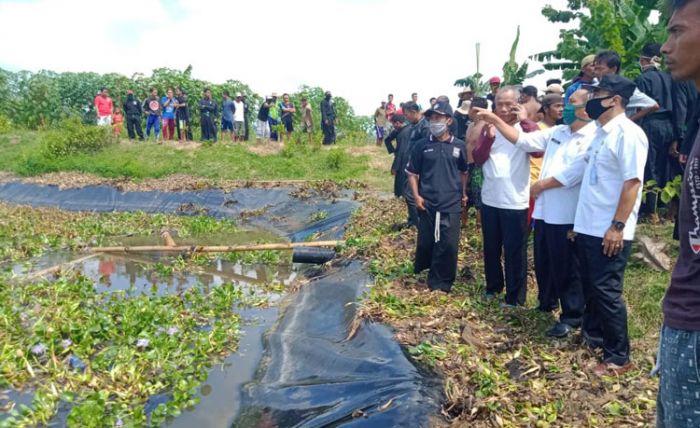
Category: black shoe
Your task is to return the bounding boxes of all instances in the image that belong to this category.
[546,322,572,338]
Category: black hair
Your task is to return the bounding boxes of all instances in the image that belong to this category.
[388,93,393,97]
[149,87,157,93]
[522,86,538,97]
[392,114,406,123]
[667,0,698,11]
[471,97,488,110]
[641,42,662,57]
[546,79,562,86]
[595,50,622,74]
[403,101,420,113]
[301,97,308,102]
[204,87,211,93]
[282,93,289,97]
[223,90,230,96]
[100,87,107,92]
[411,92,417,97]
[429,97,437,103]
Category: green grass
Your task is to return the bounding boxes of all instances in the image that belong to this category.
[0,131,376,183]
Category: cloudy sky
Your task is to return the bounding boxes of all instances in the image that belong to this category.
[0,0,570,115]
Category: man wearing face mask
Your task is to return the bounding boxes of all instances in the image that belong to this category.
[635,43,680,220]
[575,74,648,376]
[321,91,336,145]
[475,89,597,337]
[406,100,469,293]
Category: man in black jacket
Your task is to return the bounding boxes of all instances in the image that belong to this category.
[175,87,192,142]
[384,114,416,229]
[199,88,218,143]
[123,90,144,141]
[320,91,336,145]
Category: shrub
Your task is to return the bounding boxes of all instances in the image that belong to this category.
[42,118,113,157]
[0,115,12,134]
[325,148,346,170]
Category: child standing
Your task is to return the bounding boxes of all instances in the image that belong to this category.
[112,108,124,137]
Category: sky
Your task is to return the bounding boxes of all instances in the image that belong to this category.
[0,0,571,115]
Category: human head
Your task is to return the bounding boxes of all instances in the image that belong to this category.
[458,86,474,101]
[380,100,386,108]
[495,86,521,125]
[545,83,565,96]
[325,91,332,100]
[468,97,488,122]
[520,86,538,104]
[583,74,635,123]
[223,90,230,98]
[424,100,454,138]
[235,92,242,100]
[662,0,700,83]
[546,79,562,87]
[429,97,437,107]
[594,50,622,78]
[403,101,422,124]
[283,93,290,103]
[301,97,308,105]
[99,87,108,97]
[175,87,183,96]
[640,43,663,71]
[581,54,597,80]
[167,88,174,98]
[127,89,134,96]
[204,88,212,99]
[391,114,407,129]
[411,93,418,102]
[150,87,157,97]
[563,89,592,126]
[488,76,501,93]
[271,92,278,101]
[541,94,564,123]
[388,93,393,103]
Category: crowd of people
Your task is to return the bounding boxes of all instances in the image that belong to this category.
[93,88,339,145]
[384,1,700,424]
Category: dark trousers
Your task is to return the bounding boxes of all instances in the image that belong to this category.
[577,233,631,365]
[322,120,336,145]
[126,116,143,140]
[481,204,528,305]
[244,116,250,141]
[414,208,461,292]
[176,118,192,141]
[533,220,584,326]
[403,181,419,227]
[641,117,674,213]
[201,115,217,142]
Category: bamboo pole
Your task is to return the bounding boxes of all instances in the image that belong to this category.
[17,253,100,283]
[86,240,343,254]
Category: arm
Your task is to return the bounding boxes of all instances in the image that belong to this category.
[530,176,564,199]
[472,126,496,166]
[384,128,399,154]
[407,175,425,211]
[602,179,641,256]
[629,104,660,123]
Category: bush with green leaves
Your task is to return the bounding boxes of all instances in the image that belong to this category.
[0,115,11,134]
[41,118,113,157]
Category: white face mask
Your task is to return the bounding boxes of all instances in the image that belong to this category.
[429,121,448,137]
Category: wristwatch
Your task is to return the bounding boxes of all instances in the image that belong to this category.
[611,220,625,231]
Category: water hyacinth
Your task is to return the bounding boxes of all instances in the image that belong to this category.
[31,343,47,356]
[135,338,149,349]
[115,418,124,427]
[166,326,179,336]
[61,339,73,349]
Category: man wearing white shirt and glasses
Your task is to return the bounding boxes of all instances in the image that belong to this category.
[475,89,598,338]
[577,74,648,376]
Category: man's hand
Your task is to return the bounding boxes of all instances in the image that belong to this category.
[530,181,545,199]
[513,104,528,122]
[462,194,469,207]
[415,195,426,211]
[485,123,496,139]
[474,108,498,124]
[602,226,624,257]
[680,154,688,164]
[669,141,680,159]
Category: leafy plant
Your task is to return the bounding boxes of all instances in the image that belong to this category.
[502,26,544,86]
[41,117,113,157]
[454,43,491,96]
[660,174,682,204]
[310,210,329,222]
[325,148,346,170]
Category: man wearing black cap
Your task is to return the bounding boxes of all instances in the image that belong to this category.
[657,1,700,425]
[406,101,469,292]
[576,74,648,376]
[635,43,678,219]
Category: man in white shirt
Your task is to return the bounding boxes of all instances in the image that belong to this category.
[577,74,648,375]
[472,87,539,307]
[475,89,598,337]
[233,93,245,142]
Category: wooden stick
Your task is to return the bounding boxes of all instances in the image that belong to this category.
[17,253,100,282]
[87,240,343,253]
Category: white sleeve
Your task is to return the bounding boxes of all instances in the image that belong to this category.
[627,88,658,109]
[616,128,648,182]
[514,127,555,152]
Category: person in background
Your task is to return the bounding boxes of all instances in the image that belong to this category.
[384,114,414,230]
[657,1,700,425]
[545,83,565,96]
[123,89,144,141]
[221,90,235,142]
[256,96,272,142]
[174,87,191,142]
[576,75,648,376]
[520,85,542,122]
[161,88,176,141]
[464,97,489,229]
[564,55,597,104]
[386,93,396,121]
[635,42,678,221]
[454,99,471,141]
[280,93,296,142]
[94,87,114,126]
[406,100,469,293]
[112,107,124,137]
[487,76,502,110]
[472,86,539,307]
[539,94,564,129]
[199,88,218,143]
[402,101,429,228]
[143,87,161,141]
[268,93,280,141]
[457,86,474,113]
[374,101,387,146]
[321,91,337,145]
[429,97,437,108]
[301,97,313,144]
[411,92,422,111]
[243,94,251,141]
[233,92,245,142]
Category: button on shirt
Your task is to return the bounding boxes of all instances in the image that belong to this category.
[515,122,598,224]
[481,123,531,210]
[574,113,648,241]
[406,135,469,213]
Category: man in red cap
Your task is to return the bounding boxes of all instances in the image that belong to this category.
[487,77,502,111]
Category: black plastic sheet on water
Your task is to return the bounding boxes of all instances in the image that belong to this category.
[0,182,442,427]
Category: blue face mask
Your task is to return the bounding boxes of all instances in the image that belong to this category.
[562,103,591,125]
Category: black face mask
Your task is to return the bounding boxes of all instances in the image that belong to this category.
[325,95,331,100]
[585,95,614,120]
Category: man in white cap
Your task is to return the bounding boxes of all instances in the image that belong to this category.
[564,54,597,104]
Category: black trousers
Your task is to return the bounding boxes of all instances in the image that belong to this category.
[244,117,250,141]
[641,117,674,213]
[126,116,143,140]
[176,117,192,140]
[577,233,631,365]
[403,180,419,227]
[533,220,584,326]
[481,204,528,305]
[322,121,336,145]
[414,208,461,292]
[201,115,217,142]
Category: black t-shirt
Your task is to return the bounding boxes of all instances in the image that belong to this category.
[406,135,469,213]
[663,117,700,331]
[176,95,189,120]
[258,104,270,121]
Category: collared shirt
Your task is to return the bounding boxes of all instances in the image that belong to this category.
[573,113,648,240]
[481,123,531,210]
[516,122,598,224]
[406,135,469,213]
